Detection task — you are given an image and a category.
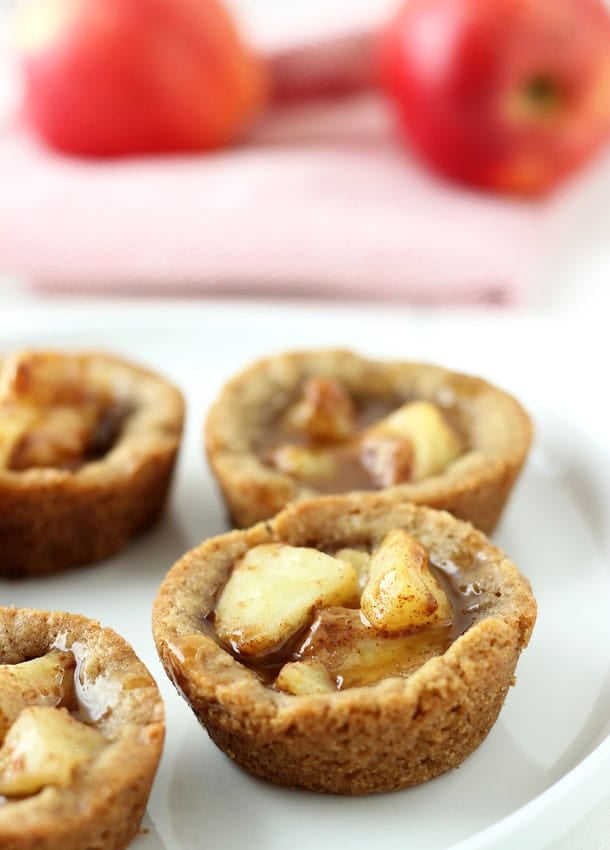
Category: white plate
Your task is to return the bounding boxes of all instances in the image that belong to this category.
[1,300,609,850]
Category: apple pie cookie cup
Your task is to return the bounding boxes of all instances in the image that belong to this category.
[153,495,536,795]
[0,606,164,850]
[205,349,532,534]
[0,350,185,577]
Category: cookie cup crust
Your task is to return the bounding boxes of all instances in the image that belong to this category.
[153,495,536,795]
[205,350,532,533]
[0,606,164,850]
[0,352,185,577]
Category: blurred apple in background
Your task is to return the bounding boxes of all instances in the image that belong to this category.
[16,0,268,156]
[379,0,610,194]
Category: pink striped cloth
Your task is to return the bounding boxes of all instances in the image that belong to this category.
[0,26,570,305]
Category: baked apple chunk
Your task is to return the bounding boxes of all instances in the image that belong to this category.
[153,495,536,795]
[205,349,532,533]
[0,349,184,577]
[0,607,164,850]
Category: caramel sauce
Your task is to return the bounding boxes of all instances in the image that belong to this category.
[81,401,132,464]
[257,383,466,493]
[258,395,402,493]
[199,559,482,692]
[297,607,453,689]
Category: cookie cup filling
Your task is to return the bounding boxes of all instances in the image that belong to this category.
[0,350,185,577]
[0,607,164,850]
[153,496,536,795]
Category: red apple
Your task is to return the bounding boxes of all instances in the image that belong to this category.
[379,0,610,194]
[16,0,268,157]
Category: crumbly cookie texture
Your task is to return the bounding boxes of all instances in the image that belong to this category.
[0,350,185,577]
[205,350,532,533]
[0,607,164,850]
[153,496,536,795]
